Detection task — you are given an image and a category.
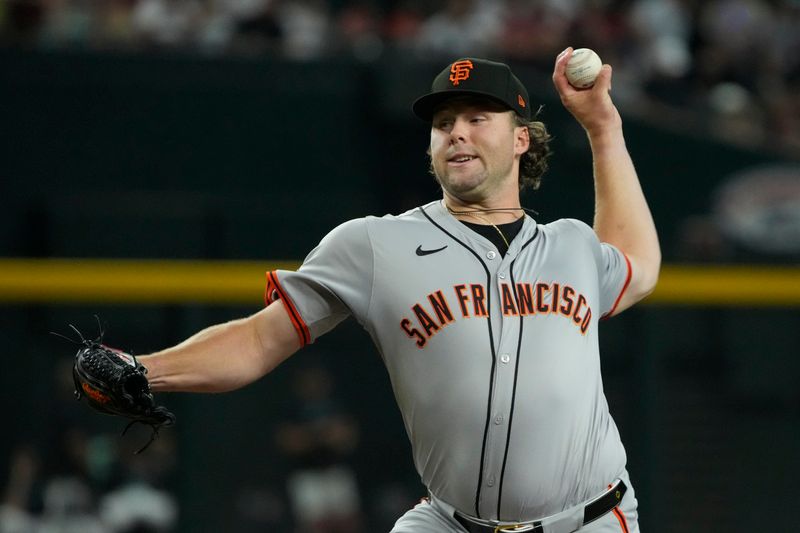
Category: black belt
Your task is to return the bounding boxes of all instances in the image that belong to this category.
[454,479,627,533]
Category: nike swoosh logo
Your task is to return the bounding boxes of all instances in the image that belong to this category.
[416,245,448,256]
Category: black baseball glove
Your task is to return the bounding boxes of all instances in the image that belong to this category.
[69,327,175,453]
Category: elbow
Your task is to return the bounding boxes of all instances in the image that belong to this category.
[626,251,661,303]
[640,269,660,300]
[637,255,661,299]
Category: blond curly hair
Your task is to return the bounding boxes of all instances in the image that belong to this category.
[514,109,552,192]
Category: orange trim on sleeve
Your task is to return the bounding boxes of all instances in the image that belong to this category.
[602,253,632,319]
[264,271,310,347]
[264,273,278,306]
[612,507,630,533]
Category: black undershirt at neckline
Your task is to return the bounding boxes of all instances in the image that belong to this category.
[461,217,525,256]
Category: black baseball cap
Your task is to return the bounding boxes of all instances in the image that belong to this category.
[412,58,531,121]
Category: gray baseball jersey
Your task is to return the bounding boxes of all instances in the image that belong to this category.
[265,199,632,522]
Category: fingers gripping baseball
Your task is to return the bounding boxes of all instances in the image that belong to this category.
[553,47,620,134]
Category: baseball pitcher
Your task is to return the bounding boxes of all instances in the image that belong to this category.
[73,48,660,533]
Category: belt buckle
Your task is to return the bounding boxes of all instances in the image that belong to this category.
[494,525,536,532]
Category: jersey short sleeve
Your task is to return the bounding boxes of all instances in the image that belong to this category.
[265,218,374,346]
[562,218,632,318]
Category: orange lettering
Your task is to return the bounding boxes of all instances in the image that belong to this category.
[573,294,587,324]
[454,284,471,317]
[413,303,439,337]
[560,285,575,316]
[536,283,550,313]
[400,318,427,348]
[471,284,488,317]
[502,284,518,316]
[516,283,535,315]
[551,283,561,315]
[580,307,592,334]
[428,290,454,325]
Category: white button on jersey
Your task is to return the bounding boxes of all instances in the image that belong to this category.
[500,354,510,363]
[498,272,506,279]
[487,251,496,259]
[494,415,504,425]
[487,477,495,487]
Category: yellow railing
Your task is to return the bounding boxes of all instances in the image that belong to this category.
[646,264,800,306]
[0,258,300,304]
[0,258,798,306]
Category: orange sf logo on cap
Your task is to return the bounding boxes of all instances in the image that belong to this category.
[449,60,473,86]
[518,94,526,108]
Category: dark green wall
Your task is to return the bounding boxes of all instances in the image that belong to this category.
[1,50,798,533]
[3,49,792,261]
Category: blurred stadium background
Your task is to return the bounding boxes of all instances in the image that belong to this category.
[1,0,799,532]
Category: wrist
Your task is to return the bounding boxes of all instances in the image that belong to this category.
[587,123,625,151]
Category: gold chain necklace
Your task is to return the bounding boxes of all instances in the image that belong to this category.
[465,211,511,249]
[446,206,526,250]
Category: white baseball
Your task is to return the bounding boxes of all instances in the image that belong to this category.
[565,48,602,89]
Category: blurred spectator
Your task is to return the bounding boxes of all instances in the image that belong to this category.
[628,0,692,81]
[414,0,503,59]
[192,0,280,56]
[497,0,574,66]
[698,0,775,65]
[0,355,180,533]
[382,0,425,51]
[37,0,96,50]
[100,483,177,533]
[335,0,383,62]
[0,1,797,166]
[1,445,41,533]
[1,0,45,46]
[568,0,631,66]
[39,474,105,533]
[226,0,282,56]
[276,0,331,60]
[99,424,178,533]
[229,485,287,532]
[762,1,800,151]
[93,0,137,51]
[275,364,363,533]
[131,0,203,50]
[768,1,800,83]
[25,427,107,533]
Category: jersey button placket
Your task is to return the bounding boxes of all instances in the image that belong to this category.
[478,254,514,517]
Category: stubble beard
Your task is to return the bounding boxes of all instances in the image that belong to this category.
[435,168,488,199]
[432,156,515,203]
